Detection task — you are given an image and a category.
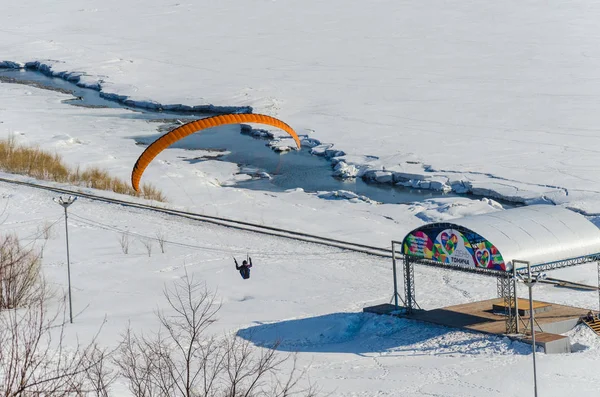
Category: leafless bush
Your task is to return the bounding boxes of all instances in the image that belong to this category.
[115,273,317,397]
[38,220,56,240]
[155,231,166,254]
[0,283,111,396]
[119,231,131,254]
[0,233,42,309]
[83,344,118,397]
[115,327,174,397]
[140,238,153,257]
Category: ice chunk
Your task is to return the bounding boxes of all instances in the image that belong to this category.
[333,161,359,179]
[310,144,345,159]
[301,137,321,147]
[0,61,23,69]
[267,138,297,153]
[317,190,377,204]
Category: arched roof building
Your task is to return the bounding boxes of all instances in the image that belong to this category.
[390,204,600,334]
[401,205,600,273]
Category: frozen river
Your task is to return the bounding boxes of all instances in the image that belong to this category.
[0,68,464,205]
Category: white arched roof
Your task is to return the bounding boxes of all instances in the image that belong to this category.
[450,205,600,271]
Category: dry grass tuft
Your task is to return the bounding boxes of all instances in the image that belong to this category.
[0,137,166,202]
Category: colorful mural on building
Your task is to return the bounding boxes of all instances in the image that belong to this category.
[403,225,506,271]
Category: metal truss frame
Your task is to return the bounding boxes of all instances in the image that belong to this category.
[390,242,406,310]
[515,253,600,275]
[402,255,421,314]
[497,272,517,334]
[391,238,600,334]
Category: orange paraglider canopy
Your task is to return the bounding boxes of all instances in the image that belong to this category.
[131,113,301,191]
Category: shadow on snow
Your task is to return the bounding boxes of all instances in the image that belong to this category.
[236,311,532,356]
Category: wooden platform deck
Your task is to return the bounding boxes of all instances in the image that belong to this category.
[405,298,587,335]
[492,298,552,316]
[524,332,567,343]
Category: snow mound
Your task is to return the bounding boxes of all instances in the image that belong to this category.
[410,197,504,223]
[52,134,86,146]
[566,324,600,352]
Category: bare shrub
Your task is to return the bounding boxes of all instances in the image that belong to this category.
[155,231,166,254]
[38,220,56,240]
[115,273,317,397]
[0,284,111,396]
[141,238,153,257]
[119,231,131,255]
[83,344,119,397]
[0,233,42,309]
[115,327,174,397]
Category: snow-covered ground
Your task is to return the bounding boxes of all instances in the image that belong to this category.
[4,180,600,397]
[0,177,600,396]
[3,1,600,395]
[4,1,600,211]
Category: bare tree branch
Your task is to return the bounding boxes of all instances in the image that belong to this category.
[0,232,43,309]
[0,280,111,396]
[119,231,130,255]
[140,239,153,258]
[115,270,318,397]
[155,231,166,254]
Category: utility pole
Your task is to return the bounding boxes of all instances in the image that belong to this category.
[54,195,77,323]
[515,262,546,397]
[392,241,399,310]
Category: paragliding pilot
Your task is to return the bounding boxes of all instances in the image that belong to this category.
[234,256,252,280]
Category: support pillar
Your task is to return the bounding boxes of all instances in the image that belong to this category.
[403,256,418,314]
[513,265,519,334]
[390,241,405,310]
[497,273,517,334]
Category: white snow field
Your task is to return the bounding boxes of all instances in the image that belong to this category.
[4,1,600,211]
[4,180,600,397]
[2,1,600,396]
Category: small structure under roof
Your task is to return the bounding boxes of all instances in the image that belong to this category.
[390,204,600,334]
[401,204,600,273]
